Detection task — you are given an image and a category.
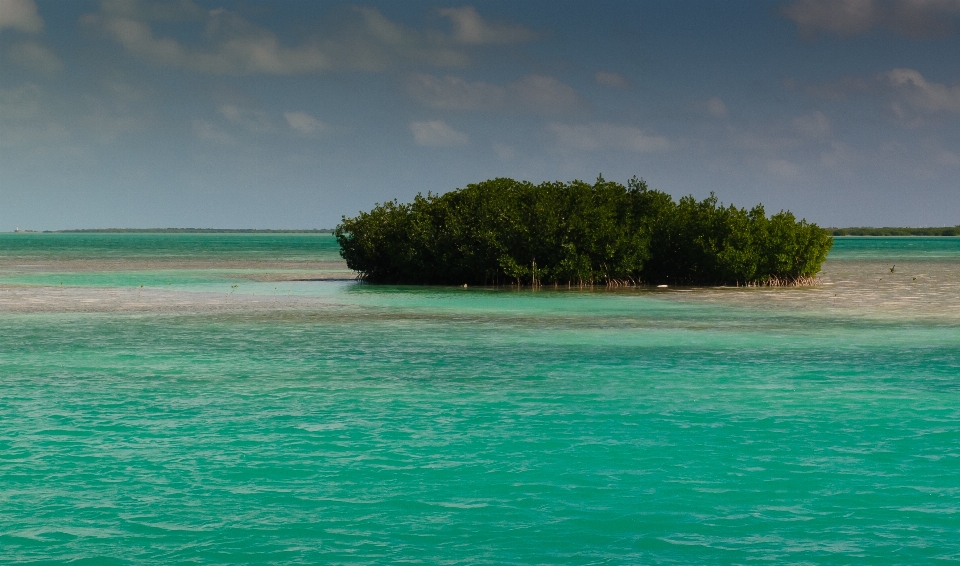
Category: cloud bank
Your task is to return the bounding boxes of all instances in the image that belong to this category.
[0,0,43,33]
[783,0,960,37]
[80,2,539,75]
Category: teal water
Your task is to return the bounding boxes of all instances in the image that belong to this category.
[0,232,343,262]
[2,235,959,563]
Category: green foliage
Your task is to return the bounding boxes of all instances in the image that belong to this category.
[336,177,833,286]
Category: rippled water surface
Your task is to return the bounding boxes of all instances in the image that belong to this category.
[2,234,959,563]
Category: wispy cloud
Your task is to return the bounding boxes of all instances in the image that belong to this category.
[193,118,235,144]
[795,68,960,127]
[438,6,537,45]
[766,158,800,177]
[217,104,272,133]
[550,121,669,152]
[97,0,207,22]
[706,97,728,117]
[332,7,467,71]
[794,110,832,138]
[594,71,631,89]
[405,74,503,110]
[406,73,587,115]
[5,40,62,73]
[410,120,468,147]
[284,111,328,136]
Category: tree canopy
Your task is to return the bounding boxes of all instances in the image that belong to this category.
[335,177,833,287]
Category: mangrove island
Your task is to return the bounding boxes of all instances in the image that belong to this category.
[335,177,833,287]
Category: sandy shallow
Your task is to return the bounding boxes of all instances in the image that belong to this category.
[0,285,342,313]
[1,256,958,324]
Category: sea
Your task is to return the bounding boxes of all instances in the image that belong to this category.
[1,233,958,564]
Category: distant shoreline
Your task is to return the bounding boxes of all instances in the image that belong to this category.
[31,228,335,234]
[829,227,960,236]
[7,227,957,236]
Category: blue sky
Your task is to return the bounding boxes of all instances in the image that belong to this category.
[1,0,959,229]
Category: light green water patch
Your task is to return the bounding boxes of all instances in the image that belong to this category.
[322,282,958,337]
[0,269,354,290]
[0,269,238,288]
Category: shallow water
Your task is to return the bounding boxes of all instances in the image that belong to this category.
[1,234,959,563]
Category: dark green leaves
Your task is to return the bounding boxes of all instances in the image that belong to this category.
[335,178,833,286]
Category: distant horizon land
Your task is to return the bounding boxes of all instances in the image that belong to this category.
[10,228,336,234]
[5,227,959,236]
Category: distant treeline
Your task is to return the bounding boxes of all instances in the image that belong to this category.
[336,177,833,287]
[830,227,960,236]
[48,228,334,234]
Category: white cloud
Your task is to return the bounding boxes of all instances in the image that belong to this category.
[284,111,328,135]
[886,68,960,112]
[410,120,468,147]
[550,122,669,152]
[594,71,630,89]
[706,97,728,117]
[794,110,832,138]
[5,40,62,73]
[438,6,536,44]
[783,0,960,38]
[406,73,586,115]
[0,0,43,33]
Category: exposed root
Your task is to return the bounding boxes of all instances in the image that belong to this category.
[750,275,822,287]
[605,277,637,288]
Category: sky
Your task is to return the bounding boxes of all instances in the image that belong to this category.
[1,0,959,230]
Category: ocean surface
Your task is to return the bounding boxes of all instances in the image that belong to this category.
[1,233,958,564]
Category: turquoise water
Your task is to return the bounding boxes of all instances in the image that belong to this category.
[0,232,343,262]
[2,235,959,563]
